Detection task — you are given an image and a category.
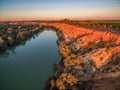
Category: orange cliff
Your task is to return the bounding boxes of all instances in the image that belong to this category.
[41,22,120,68]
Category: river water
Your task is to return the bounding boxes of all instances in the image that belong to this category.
[0,31,59,90]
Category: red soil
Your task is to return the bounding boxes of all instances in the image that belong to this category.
[41,22,120,67]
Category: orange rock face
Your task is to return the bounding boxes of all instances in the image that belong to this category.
[42,22,120,89]
[41,22,120,67]
[84,46,120,67]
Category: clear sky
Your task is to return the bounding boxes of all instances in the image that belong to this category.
[0,0,120,21]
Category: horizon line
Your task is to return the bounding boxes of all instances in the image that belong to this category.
[0,19,120,22]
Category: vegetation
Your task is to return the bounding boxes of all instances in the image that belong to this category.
[0,21,120,90]
[44,22,120,90]
[60,19,120,33]
[0,23,43,53]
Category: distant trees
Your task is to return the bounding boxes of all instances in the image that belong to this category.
[60,18,71,24]
[60,19,120,32]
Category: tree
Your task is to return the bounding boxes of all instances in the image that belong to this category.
[60,18,71,23]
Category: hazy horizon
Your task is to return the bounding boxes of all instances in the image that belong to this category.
[0,0,120,21]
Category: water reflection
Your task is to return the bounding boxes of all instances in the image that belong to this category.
[0,31,43,59]
[0,31,59,90]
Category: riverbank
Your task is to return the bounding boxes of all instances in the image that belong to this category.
[0,31,59,90]
[0,22,120,90]
[0,23,43,53]
[42,22,120,90]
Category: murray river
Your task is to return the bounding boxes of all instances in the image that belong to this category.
[0,31,59,90]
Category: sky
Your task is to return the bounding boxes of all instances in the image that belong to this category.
[0,0,120,21]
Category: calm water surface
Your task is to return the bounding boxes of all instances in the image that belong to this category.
[0,31,59,90]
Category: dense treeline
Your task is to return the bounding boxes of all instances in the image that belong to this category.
[0,23,43,53]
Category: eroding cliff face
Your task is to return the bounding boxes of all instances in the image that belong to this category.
[42,23,120,90]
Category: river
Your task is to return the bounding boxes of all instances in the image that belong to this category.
[0,31,59,90]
